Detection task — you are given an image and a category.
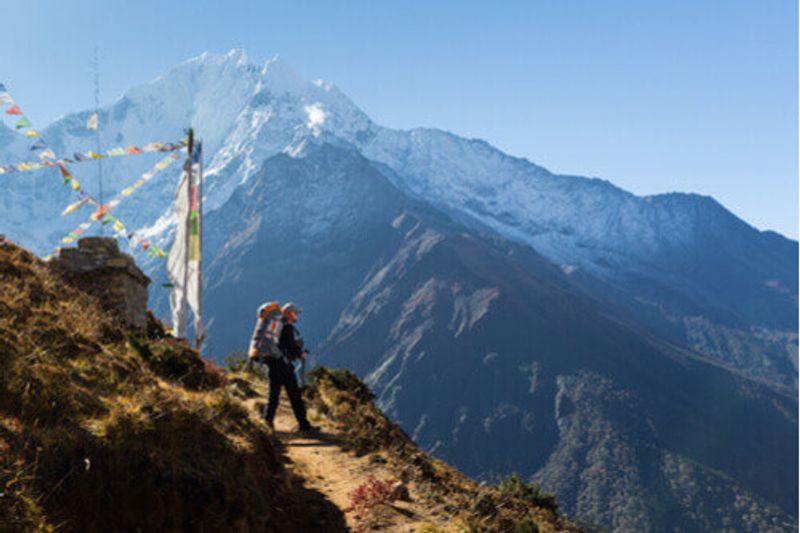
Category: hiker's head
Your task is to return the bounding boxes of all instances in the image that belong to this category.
[281,302,302,323]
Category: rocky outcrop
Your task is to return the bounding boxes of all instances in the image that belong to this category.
[49,237,150,330]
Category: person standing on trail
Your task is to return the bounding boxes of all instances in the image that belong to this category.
[256,302,318,435]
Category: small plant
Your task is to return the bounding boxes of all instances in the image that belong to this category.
[307,367,374,400]
[202,358,228,388]
[496,473,558,514]
[515,516,540,533]
[223,351,248,373]
[346,476,398,530]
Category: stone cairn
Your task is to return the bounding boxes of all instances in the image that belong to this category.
[49,237,151,331]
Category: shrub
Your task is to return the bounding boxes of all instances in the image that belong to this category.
[307,367,374,401]
[496,473,558,514]
[515,516,540,533]
[223,352,249,373]
[202,359,228,389]
[346,476,398,530]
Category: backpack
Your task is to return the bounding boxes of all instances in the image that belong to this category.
[250,302,284,361]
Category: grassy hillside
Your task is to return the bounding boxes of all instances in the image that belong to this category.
[0,241,339,531]
[0,239,577,532]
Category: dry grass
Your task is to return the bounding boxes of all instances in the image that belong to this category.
[0,241,301,532]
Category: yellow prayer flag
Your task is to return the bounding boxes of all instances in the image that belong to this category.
[25,129,39,138]
[71,179,81,191]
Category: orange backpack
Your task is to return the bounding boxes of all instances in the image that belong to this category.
[249,302,284,361]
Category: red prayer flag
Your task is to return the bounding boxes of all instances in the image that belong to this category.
[141,240,150,251]
[5,104,22,115]
[126,146,143,155]
[57,162,71,179]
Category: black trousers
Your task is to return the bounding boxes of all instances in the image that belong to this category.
[263,357,309,428]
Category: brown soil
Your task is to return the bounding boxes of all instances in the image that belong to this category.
[246,385,453,532]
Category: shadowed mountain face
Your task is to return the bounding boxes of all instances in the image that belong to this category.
[189,142,797,531]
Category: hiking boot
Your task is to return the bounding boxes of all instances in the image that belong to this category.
[299,424,320,435]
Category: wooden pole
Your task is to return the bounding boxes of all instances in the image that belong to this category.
[196,135,204,352]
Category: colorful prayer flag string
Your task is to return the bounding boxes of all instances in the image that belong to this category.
[0,139,188,176]
[0,82,177,261]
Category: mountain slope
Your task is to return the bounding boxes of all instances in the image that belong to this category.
[319,199,797,531]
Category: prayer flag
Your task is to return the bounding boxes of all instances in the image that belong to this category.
[14,116,30,129]
[126,146,143,155]
[58,162,70,178]
[74,152,91,162]
[0,94,12,106]
[29,139,45,151]
[62,197,89,216]
[38,148,56,161]
[168,142,203,340]
[25,129,39,138]
[87,113,98,131]
[5,104,22,115]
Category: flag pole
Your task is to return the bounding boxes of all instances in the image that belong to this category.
[182,129,193,342]
[195,133,204,352]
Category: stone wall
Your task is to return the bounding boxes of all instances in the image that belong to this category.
[50,237,151,330]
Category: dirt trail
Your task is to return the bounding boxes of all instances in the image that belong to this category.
[247,396,451,532]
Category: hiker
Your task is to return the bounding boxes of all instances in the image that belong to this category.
[249,302,318,434]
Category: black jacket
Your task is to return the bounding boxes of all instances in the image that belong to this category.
[279,322,304,359]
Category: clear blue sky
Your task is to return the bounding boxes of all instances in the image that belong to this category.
[2,0,797,238]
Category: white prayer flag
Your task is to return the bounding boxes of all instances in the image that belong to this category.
[87,113,99,131]
[168,166,190,339]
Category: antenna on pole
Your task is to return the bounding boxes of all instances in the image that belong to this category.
[92,45,105,233]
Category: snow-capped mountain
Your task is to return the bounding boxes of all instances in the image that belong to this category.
[0,50,794,387]
[0,50,796,531]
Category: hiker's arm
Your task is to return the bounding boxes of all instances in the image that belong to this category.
[280,324,304,358]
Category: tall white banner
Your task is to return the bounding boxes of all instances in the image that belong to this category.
[167,141,203,342]
[167,165,190,339]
